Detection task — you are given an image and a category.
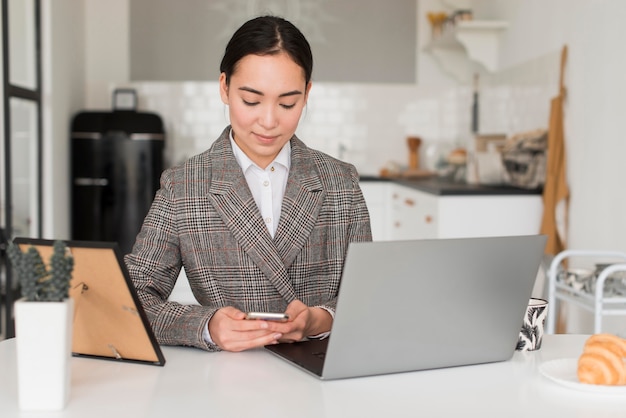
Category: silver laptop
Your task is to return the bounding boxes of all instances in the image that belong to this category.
[265,234,547,380]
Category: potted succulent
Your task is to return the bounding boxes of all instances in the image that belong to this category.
[7,240,74,411]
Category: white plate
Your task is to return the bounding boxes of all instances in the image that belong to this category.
[539,358,626,394]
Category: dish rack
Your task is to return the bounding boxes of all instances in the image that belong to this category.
[547,249,626,334]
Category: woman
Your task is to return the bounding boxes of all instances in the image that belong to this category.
[125,15,372,352]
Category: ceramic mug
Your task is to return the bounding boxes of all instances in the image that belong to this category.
[516,298,548,351]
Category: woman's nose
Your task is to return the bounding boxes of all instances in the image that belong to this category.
[258,105,278,129]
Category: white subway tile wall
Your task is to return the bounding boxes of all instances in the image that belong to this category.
[124,50,559,177]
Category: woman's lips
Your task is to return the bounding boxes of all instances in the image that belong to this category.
[255,133,278,144]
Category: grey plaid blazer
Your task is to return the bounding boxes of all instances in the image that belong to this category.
[125,127,372,351]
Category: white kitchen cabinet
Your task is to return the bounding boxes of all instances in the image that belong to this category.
[436,194,542,238]
[169,268,197,305]
[390,184,438,241]
[359,181,390,241]
[360,180,543,241]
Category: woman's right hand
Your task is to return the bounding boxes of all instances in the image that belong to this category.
[208,306,283,352]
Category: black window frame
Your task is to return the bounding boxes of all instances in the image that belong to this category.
[1,0,43,339]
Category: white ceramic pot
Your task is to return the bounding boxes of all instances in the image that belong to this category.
[14,297,74,411]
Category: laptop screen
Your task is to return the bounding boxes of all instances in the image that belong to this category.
[265,235,546,380]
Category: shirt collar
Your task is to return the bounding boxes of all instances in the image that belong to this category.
[229,128,291,172]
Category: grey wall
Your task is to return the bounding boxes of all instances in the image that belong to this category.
[129,0,416,83]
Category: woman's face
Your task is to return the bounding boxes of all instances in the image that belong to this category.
[219,52,311,168]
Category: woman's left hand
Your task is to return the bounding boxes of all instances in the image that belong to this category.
[275,300,332,343]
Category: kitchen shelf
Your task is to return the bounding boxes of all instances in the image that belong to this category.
[546,249,626,334]
[424,20,508,82]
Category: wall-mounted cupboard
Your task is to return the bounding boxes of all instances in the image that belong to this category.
[129,0,417,83]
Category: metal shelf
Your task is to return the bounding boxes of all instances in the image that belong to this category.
[547,249,626,334]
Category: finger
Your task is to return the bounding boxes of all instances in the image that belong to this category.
[221,331,283,352]
[285,299,306,316]
[251,332,283,347]
[232,316,295,336]
[277,329,306,343]
[219,306,246,320]
[269,320,306,342]
[237,318,272,332]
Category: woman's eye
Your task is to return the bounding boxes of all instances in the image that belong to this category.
[241,99,296,109]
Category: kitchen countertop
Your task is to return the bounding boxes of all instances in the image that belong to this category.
[359,175,543,196]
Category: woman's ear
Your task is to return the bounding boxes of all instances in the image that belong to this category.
[219,73,229,105]
[304,81,312,104]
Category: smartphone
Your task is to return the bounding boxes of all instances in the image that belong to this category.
[245,312,290,322]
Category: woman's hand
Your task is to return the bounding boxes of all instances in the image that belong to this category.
[208,306,283,352]
[208,301,332,352]
[278,300,332,343]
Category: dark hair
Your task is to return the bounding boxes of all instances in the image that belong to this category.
[220,16,313,86]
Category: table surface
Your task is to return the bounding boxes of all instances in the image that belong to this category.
[1,334,625,417]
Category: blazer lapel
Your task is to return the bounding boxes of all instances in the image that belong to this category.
[274,138,325,269]
[207,134,297,301]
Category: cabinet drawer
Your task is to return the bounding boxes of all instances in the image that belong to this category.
[390,185,437,240]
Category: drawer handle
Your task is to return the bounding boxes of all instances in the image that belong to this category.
[404,198,415,206]
[425,215,433,223]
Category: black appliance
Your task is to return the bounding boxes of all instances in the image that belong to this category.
[71,89,165,255]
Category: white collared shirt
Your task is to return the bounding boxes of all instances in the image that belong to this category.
[229,131,291,238]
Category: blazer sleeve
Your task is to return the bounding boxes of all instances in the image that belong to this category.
[125,168,219,351]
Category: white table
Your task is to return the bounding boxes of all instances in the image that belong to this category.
[1,335,625,417]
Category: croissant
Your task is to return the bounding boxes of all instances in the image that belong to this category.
[577,333,626,385]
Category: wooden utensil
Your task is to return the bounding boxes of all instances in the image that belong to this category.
[403,136,435,179]
[407,136,422,170]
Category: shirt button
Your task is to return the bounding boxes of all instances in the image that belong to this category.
[270,166,275,172]
[263,180,269,187]
[265,217,272,224]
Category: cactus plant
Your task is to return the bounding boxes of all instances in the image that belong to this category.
[7,240,74,302]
